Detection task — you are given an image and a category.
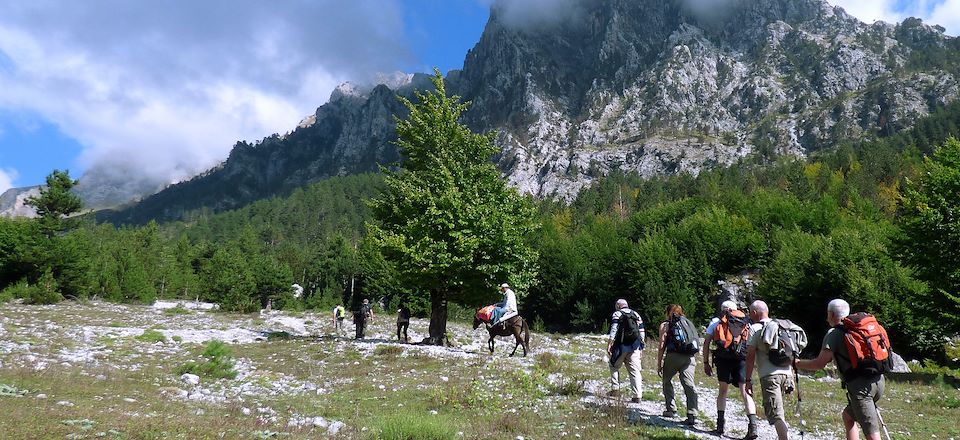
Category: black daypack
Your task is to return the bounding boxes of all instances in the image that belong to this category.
[766,319,808,367]
[617,310,642,345]
[666,314,700,355]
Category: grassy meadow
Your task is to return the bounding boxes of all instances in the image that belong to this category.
[0,302,957,439]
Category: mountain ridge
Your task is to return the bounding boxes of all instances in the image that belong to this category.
[98,0,960,224]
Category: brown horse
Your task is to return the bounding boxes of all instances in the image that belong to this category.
[473,313,530,357]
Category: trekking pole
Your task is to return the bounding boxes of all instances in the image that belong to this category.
[876,405,893,440]
[793,360,805,440]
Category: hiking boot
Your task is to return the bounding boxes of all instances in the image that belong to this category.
[683,415,696,426]
[661,410,677,418]
[630,397,640,403]
[742,421,758,440]
[606,390,620,398]
[711,414,724,435]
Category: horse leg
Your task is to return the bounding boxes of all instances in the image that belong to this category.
[510,329,521,357]
[488,336,495,354]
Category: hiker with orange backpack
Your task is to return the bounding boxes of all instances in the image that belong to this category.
[703,300,760,439]
[796,299,890,440]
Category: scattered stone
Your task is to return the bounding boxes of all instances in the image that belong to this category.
[180,373,200,386]
[123,397,136,403]
[159,387,188,399]
[327,421,345,435]
[57,400,75,407]
[36,394,47,399]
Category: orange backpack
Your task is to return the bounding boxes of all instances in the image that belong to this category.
[712,309,750,360]
[841,312,891,379]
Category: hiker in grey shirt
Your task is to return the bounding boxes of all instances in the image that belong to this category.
[745,300,794,440]
[796,299,886,440]
[606,299,645,402]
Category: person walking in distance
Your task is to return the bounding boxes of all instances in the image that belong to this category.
[703,300,760,439]
[745,300,793,440]
[796,299,890,440]
[333,304,346,334]
[657,304,700,426]
[396,303,411,343]
[354,299,372,340]
[606,299,645,402]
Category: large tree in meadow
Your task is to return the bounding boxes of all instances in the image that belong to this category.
[899,137,960,330]
[368,70,538,345]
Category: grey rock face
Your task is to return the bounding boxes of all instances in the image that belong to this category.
[455,0,960,199]
[104,0,960,222]
[0,186,40,218]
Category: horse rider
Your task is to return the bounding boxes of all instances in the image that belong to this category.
[490,283,518,327]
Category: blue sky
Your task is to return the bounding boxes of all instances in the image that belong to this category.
[0,0,957,193]
[0,0,491,192]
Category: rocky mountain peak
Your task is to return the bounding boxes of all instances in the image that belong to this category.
[101,0,960,223]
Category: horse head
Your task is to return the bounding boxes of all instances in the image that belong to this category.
[472,314,483,330]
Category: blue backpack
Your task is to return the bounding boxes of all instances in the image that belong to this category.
[666,314,700,355]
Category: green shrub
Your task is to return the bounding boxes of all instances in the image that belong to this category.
[0,280,27,302]
[175,340,237,380]
[549,374,587,396]
[369,411,459,440]
[25,270,63,305]
[135,329,167,343]
[535,351,562,374]
[163,305,191,316]
[374,345,403,356]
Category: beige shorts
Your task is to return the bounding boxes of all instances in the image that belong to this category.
[844,375,885,435]
[760,374,793,425]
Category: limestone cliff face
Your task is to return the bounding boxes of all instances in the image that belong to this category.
[451,0,959,199]
[102,0,960,223]
[0,186,40,218]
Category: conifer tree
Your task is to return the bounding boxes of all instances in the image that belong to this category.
[25,169,82,236]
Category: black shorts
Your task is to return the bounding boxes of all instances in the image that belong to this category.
[715,358,747,386]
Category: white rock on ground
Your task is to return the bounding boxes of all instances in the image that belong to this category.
[180,373,200,386]
[152,300,219,310]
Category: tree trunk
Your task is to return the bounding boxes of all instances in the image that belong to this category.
[425,289,448,346]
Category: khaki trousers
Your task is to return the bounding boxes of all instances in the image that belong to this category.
[663,352,698,416]
[610,349,643,399]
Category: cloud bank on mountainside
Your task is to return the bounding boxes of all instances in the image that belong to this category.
[0,0,414,192]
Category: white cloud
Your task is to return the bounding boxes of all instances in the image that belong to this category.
[928,0,960,35]
[0,1,414,188]
[0,167,17,193]
[481,0,586,30]
[830,0,960,35]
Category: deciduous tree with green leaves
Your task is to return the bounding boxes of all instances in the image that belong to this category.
[368,70,538,345]
[899,137,960,330]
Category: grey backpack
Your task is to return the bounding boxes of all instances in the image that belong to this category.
[767,319,808,367]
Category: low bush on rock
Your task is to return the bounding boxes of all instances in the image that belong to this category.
[135,329,167,344]
[175,340,237,380]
